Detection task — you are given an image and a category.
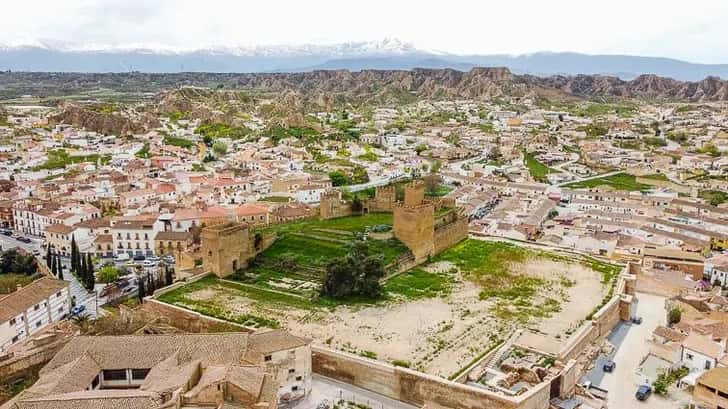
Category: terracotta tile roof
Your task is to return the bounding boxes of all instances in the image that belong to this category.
[0,277,68,322]
[697,367,728,392]
[653,326,687,343]
[153,231,191,241]
[44,224,75,235]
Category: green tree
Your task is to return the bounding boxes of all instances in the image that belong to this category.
[668,306,682,325]
[97,265,120,284]
[50,254,58,277]
[46,244,52,268]
[415,144,428,155]
[70,235,78,273]
[0,249,38,275]
[329,170,349,187]
[320,239,385,299]
[212,140,228,156]
[86,254,95,291]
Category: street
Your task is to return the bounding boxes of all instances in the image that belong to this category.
[0,233,101,318]
[292,375,417,409]
[582,292,686,409]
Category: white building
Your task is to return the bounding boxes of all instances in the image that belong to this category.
[111,218,164,257]
[0,277,71,352]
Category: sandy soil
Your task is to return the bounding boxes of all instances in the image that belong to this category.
[179,258,608,378]
[516,259,609,354]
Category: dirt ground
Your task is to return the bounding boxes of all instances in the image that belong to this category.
[181,256,609,378]
[516,259,610,354]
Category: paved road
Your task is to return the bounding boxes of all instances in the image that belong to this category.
[583,292,685,409]
[291,375,417,409]
[0,234,101,318]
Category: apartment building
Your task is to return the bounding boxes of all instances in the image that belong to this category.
[0,277,70,352]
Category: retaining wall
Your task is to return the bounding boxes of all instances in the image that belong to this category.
[312,346,551,409]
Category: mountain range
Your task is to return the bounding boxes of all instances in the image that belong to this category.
[1,39,728,82]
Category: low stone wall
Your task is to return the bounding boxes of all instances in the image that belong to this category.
[312,346,551,409]
[0,340,66,382]
[141,297,253,333]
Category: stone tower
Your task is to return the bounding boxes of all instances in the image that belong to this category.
[319,190,352,220]
[201,222,253,278]
[394,181,435,262]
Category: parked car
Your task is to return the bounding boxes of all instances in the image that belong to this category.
[635,385,652,401]
[631,316,643,325]
[316,400,330,409]
[603,360,616,372]
[115,253,130,262]
[142,260,156,268]
[70,305,86,316]
[132,254,146,261]
[147,256,160,263]
[0,228,12,236]
[163,255,175,264]
[16,237,32,243]
[32,249,41,256]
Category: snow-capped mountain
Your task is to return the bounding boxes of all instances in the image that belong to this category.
[1,38,727,81]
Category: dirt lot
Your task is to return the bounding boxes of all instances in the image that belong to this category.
[172,254,611,378]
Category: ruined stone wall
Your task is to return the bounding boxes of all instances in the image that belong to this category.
[367,186,396,213]
[393,204,435,261]
[433,217,468,255]
[319,191,353,220]
[141,298,254,333]
[312,346,550,409]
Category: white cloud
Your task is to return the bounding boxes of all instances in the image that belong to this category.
[1,0,726,63]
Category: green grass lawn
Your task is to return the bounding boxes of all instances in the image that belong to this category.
[524,151,559,182]
[564,172,655,191]
[432,239,622,322]
[385,268,454,300]
[33,149,111,170]
[163,136,195,149]
[699,190,728,206]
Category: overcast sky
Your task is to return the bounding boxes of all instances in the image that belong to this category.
[2,0,727,64]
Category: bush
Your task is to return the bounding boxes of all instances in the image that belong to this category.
[668,306,682,325]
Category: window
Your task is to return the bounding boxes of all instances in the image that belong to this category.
[288,368,295,374]
[58,307,64,314]
[292,386,299,392]
[264,355,272,362]
[35,321,42,328]
[131,368,150,380]
[11,335,19,343]
[705,360,711,370]
[102,369,127,381]
[34,304,40,311]
[296,376,302,381]
[686,353,694,360]
[56,291,62,298]
[9,318,15,325]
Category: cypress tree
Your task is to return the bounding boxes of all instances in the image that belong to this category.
[51,254,58,277]
[138,276,146,302]
[165,265,173,286]
[80,255,88,290]
[86,254,95,288]
[86,267,95,292]
[70,235,78,273]
[57,260,64,281]
[46,244,52,268]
